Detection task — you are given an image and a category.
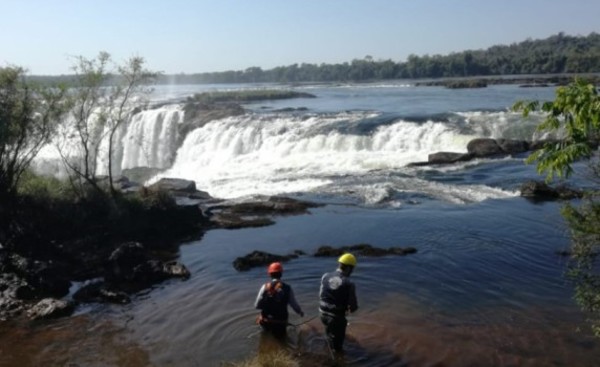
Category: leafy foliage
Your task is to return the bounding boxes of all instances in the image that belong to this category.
[514,79,600,182]
[516,80,600,336]
[0,67,66,200]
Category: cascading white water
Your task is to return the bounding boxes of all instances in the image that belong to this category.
[154,111,518,199]
[34,105,185,178]
[34,103,531,204]
[119,105,183,171]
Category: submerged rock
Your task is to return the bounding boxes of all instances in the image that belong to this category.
[209,196,322,230]
[520,180,583,201]
[314,244,417,257]
[73,283,131,304]
[233,250,302,271]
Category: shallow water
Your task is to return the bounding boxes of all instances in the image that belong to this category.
[2,198,598,366]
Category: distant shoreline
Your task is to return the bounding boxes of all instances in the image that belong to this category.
[413,74,600,88]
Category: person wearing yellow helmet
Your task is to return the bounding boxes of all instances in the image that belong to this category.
[319,253,358,356]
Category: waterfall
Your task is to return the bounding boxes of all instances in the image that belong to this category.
[34,105,185,178]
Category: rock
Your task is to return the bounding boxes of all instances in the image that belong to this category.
[520,180,583,200]
[427,152,474,164]
[209,196,321,230]
[106,242,149,283]
[73,283,131,304]
[497,139,529,154]
[26,262,71,298]
[106,242,190,288]
[232,250,301,271]
[0,297,24,320]
[27,298,74,320]
[467,138,503,157]
[163,261,191,279]
[149,178,198,193]
[314,244,418,258]
[147,178,212,200]
[211,213,275,229]
[226,196,322,216]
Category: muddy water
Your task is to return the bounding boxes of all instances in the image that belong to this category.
[1,200,599,366]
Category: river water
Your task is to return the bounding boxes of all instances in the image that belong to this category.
[2,82,600,366]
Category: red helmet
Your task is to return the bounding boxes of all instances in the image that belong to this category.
[267,262,283,274]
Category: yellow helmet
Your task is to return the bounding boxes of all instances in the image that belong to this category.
[338,253,357,267]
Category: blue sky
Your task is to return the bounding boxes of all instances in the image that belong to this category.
[1,0,599,75]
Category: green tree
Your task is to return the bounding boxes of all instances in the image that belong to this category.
[514,79,600,336]
[514,79,600,182]
[0,66,66,201]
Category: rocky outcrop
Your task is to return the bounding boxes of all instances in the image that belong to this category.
[74,242,190,304]
[520,180,583,201]
[233,250,305,271]
[105,242,190,286]
[409,138,537,166]
[314,244,417,257]
[27,298,75,320]
[427,152,474,164]
[149,178,212,200]
[208,196,322,230]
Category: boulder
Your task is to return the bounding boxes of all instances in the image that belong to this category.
[106,242,149,283]
[209,196,321,230]
[497,139,529,154]
[27,298,74,320]
[466,138,503,157]
[73,283,131,304]
[150,178,198,193]
[232,250,301,271]
[224,196,322,216]
[520,180,583,200]
[105,242,190,288]
[314,244,418,257]
[427,152,474,164]
[0,297,24,321]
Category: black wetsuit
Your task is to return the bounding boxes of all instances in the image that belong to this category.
[319,269,358,352]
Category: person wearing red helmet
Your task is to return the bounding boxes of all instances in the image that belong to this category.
[254,261,304,339]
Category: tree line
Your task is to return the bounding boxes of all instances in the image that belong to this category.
[27,32,600,86]
[166,32,600,84]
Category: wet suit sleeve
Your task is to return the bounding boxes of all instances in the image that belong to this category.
[254,284,266,309]
[288,287,304,316]
[348,282,358,313]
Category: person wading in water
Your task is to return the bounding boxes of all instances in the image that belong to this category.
[254,262,304,340]
[319,253,358,357]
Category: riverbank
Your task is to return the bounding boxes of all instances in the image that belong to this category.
[414,74,600,88]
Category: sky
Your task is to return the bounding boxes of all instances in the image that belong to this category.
[1,0,599,75]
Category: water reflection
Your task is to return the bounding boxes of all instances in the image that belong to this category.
[226,292,600,366]
[0,313,151,367]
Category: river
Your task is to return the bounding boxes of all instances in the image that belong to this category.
[2,82,599,366]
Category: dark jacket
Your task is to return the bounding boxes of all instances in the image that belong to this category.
[319,269,358,317]
[255,279,303,321]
